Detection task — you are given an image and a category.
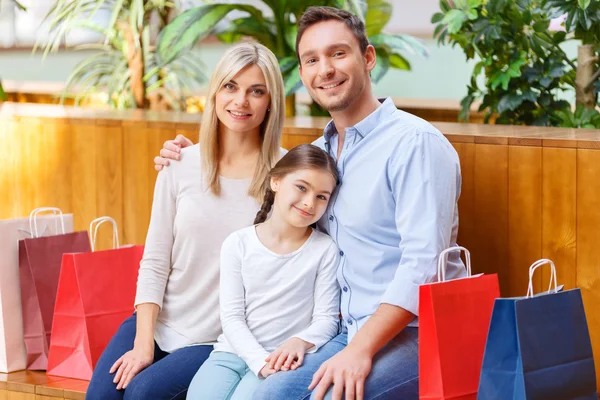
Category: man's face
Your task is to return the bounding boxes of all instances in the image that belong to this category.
[297,20,375,113]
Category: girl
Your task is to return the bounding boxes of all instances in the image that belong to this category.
[187,144,342,399]
[86,41,285,400]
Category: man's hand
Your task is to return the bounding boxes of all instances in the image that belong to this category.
[308,346,372,400]
[154,134,193,171]
[110,344,154,390]
[265,337,313,372]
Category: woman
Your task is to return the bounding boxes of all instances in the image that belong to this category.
[86,41,285,400]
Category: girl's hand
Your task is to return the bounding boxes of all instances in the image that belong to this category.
[259,364,277,378]
[110,344,154,390]
[265,337,314,372]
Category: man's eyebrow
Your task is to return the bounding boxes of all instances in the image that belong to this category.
[300,43,352,61]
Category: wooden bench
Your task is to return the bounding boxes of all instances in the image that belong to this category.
[0,371,88,400]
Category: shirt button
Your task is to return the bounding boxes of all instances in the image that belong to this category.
[339,250,344,256]
[347,319,353,325]
[343,286,348,292]
[329,215,334,221]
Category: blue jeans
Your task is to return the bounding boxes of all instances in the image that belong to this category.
[187,351,263,399]
[86,314,212,400]
[252,328,418,400]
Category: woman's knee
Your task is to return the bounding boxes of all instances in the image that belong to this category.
[86,373,121,400]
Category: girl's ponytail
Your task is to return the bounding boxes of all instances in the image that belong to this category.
[254,187,275,224]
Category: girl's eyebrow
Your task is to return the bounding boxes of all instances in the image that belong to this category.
[296,179,332,196]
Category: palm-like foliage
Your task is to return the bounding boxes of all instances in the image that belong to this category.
[156,0,428,104]
[37,0,205,110]
[0,1,27,101]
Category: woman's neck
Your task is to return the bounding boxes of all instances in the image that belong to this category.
[218,125,261,179]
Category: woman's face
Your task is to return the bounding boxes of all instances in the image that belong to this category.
[215,64,271,136]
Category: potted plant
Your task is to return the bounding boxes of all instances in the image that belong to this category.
[433,0,600,128]
[0,0,26,101]
[156,0,428,115]
[37,0,205,110]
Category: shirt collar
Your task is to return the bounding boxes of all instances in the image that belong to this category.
[323,97,395,145]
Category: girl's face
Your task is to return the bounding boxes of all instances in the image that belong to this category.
[271,168,337,228]
[215,64,271,135]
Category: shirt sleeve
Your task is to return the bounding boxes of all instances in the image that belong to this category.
[380,131,461,316]
[219,233,270,376]
[134,166,177,309]
[293,240,341,352]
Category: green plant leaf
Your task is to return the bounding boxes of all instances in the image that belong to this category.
[442,9,467,34]
[498,93,524,113]
[283,68,303,97]
[157,4,264,65]
[369,34,428,58]
[371,47,390,82]
[0,80,7,101]
[365,0,393,35]
[578,0,591,10]
[388,52,410,70]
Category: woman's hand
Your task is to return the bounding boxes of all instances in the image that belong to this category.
[154,134,194,171]
[110,344,154,390]
[265,337,314,372]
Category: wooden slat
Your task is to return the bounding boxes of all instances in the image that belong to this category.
[0,119,19,219]
[94,124,123,251]
[122,125,154,245]
[473,144,509,292]
[70,121,97,238]
[507,146,542,297]
[7,392,35,400]
[577,149,600,389]
[542,147,577,290]
[451,142,476,259]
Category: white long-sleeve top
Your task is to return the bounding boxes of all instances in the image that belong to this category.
[214,226,341,376]
[134,144,262,352]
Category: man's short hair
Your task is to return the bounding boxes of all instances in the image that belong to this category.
[296,6,369,63]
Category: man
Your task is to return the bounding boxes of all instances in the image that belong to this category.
[155,7,464,399]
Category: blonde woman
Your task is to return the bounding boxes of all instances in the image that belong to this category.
[86,41,285,400]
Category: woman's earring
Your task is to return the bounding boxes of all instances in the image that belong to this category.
[267,108,271,112]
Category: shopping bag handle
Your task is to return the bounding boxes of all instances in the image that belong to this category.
[437,246,472,282]
[89,216,120,252]
[29,207,65,238]
[526,259,558,298]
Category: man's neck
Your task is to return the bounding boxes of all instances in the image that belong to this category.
[329,94,381,159]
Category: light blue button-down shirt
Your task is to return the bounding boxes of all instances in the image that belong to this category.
[314,98,465,341]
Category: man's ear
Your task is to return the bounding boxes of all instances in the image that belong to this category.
[364,45,377,73]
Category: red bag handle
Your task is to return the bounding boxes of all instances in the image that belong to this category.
[89,216,120,251]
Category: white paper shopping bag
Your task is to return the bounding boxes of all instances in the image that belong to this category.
[0,209,74,372]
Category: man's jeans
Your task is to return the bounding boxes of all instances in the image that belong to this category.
[253,328,418,400]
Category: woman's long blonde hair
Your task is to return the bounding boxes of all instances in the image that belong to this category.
[199,41,285,200]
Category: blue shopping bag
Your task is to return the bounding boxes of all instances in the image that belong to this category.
[478,259,598,400]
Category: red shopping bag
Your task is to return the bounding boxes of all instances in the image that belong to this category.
[19,208,91,370]
[419,247,500,400]
[47,217,143,380]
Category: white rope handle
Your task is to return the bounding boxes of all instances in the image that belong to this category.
[526,259,558,298]
[437,246,472,282]
[29,207,65,238]
[89,216,120,252]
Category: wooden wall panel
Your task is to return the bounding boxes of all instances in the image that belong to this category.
[93,123,123,251]
[507,146,542,297]
[542,147,577,290]
[577,149,600,388]
[70,121,97,239]
[451,142,476,264]
[473,144,508,292]
[0,119,20,219]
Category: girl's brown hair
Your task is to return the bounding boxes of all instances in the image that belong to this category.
[254,144,338,224]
